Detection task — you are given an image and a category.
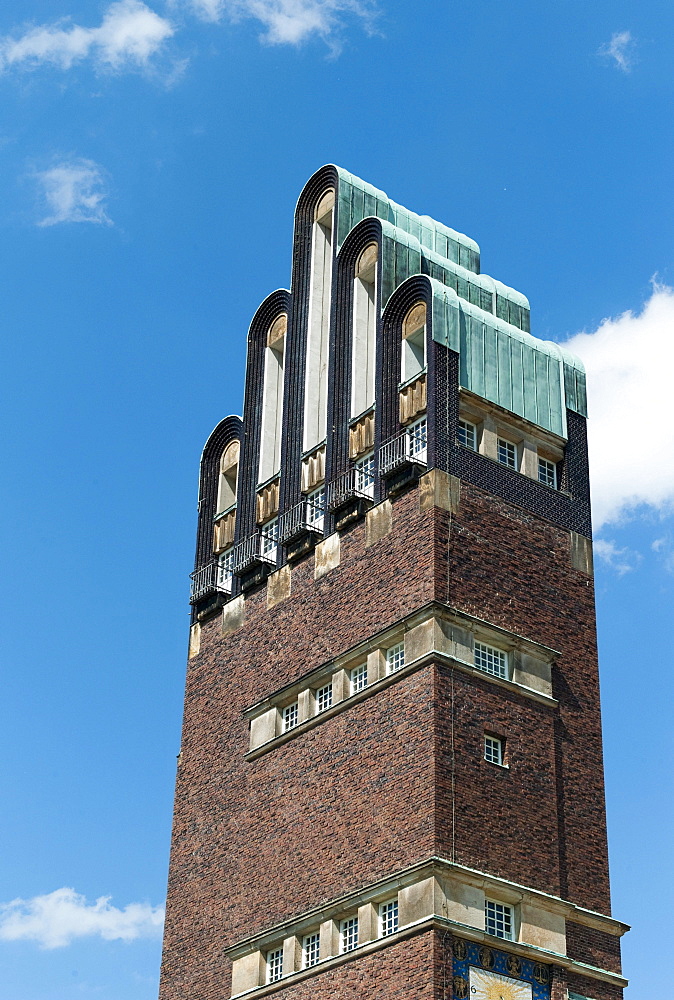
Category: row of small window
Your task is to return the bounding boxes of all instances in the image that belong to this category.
[266,901,399,984]
[281,643,405,733]
[458,419,558,489]
[266,898,513,984]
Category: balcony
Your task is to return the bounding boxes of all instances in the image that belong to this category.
[379,419,428,495]
[231,528,278,577]
[279,497,325,544]
[189,559,231,605]
[325,466,374,530]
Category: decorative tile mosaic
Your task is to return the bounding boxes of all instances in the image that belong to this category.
[452,938,551,1000]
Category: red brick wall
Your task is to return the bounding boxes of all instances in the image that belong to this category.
[438,481,612,914]
[566,921,622,975]
[159,481,618,999]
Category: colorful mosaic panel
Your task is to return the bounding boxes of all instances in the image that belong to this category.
[452,938,550,1000]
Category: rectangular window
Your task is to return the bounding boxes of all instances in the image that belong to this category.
[497,438,517,469]
[307,487,325,531]
[340,916,359,953]
[406,417,428,463]
[266,948,284,984]
[474,641,508,680]
[217,548,235,594]
[484,899,513,940]
[355,452,375,498]
[385,642,405,675]
[282,702,299,733]
[484,734,504,766]
[538,457,557,488]
[458,419,477,451]
[350,663,368,694]
[379,899,399,937]
[302,932,320,969]
[316,683,333,714]
[261,519,278,561]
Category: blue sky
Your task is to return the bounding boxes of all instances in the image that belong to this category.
[0,2,672,998]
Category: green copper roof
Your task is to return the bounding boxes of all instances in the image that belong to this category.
[326,166,587,435]
[334,166,481,273]
[428,279,585,437]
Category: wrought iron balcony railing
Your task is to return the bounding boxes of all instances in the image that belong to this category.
[325,467,374,512]
[379,420,428,477]
[278,496,325,545]
[231,526,278,576]
[189,559,231,604]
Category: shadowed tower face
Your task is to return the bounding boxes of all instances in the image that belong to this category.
[159,166,628,1000]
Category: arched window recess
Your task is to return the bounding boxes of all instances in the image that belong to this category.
[213,439,239,555]
[351,242,378,420]
[258,313,287,486]
[304,188,335,452]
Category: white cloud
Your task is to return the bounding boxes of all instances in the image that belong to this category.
[599,30,634,73]
[0,888,164,949]
[593,539,640,576]
[561,283,674,532]
[0,1,174,74]
[34,158,113,226]
[188,0,375,45]
[652,536,674,573]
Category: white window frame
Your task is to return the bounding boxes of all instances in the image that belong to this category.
[339,915,359,954]
[458,419,477,451]
[484,899,514,941]
[217,548,235,594]
[307,487,325,532]
[266,947,284,984]
[301,932,321,969]
[385,642,405,675]
[378,899,399,937]
[538,456,557,489]
[497,437,518,470]
[406,417,427,464]
[355,452,375,499]
[315,682,333,714]
[282,702,299,733]
[474,641,509,680]
[350,662,368,694]
[484,734,504,766]
[261,518,278,562]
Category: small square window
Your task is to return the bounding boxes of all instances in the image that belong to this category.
[339,916,359,953]
[282,702,299,732]
[266,947,284,983]
[302,932,320,969]
[474,641,508,680]
[484,734,504,766]
[385,642,405,675]
[497,438,517,469]
[538,457,557,489]
[458,419,477,451]
[316,683,333,714]
[350,663,368,695]
[485,899,513,940]
[379,899,399,937]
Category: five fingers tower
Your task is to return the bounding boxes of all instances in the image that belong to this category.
[158,167,628,1000]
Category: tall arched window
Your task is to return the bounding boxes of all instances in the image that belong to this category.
[351,242,378,418]
[304,188,334,451]
[217,440,239,514]
[258,313,287,484]
[401,301,427,383]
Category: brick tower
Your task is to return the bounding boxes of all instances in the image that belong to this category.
[158,166,628,1000]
